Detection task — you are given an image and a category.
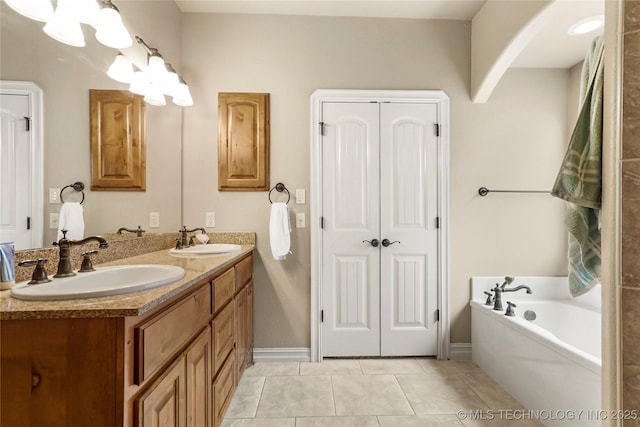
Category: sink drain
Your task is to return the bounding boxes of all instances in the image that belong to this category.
[524,310,537,321]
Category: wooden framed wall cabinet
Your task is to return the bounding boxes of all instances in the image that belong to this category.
[218,93,270,191]
[90,89,146,191]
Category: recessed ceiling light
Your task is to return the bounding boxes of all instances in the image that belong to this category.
[568,15,604,36]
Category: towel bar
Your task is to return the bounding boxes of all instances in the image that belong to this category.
[60,181,85,204]
[478,187,550,196]
[269,182,290,204]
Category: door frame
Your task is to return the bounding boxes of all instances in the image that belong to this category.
[1,80,44,249]
[310,89,450,362]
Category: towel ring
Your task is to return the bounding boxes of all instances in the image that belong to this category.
[60,181,85,204]
[268,182,290,204]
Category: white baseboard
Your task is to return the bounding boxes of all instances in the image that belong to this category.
[449,343,472,360]
[253,347,311,362]
[253,345,470,362]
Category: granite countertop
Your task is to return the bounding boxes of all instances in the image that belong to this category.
[0,245,254,320]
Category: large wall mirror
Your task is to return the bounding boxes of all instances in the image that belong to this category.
[0,4,183,250]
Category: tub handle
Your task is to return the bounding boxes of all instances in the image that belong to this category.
[505,301,517,317]
[483,291,493,306]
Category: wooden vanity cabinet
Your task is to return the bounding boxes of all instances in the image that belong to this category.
[0,252,254,427]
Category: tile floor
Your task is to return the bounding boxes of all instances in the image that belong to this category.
[222,358,544,426]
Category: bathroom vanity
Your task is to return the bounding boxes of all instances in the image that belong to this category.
[0,245,254,427]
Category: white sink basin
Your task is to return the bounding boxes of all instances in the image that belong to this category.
[10,265,186,301]
[169,243,242,256]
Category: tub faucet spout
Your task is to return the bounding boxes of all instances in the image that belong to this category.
[502,285,533,294]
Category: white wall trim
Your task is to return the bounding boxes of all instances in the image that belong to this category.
[309,89,451,362]
[449,343,472,360]
[0,80,44,249]
[253,347,311,363]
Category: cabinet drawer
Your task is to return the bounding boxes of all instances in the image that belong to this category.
[212,301,235,375]
[213,349,235,427]
[213,268,235,313]
[235,254,253,290]
[135,284,211,384]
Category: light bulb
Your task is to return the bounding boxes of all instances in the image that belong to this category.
[129,71,150,96]
[144,83,166,106]
[146,52,168,85]
[95,2,132,49]
[43,0,85,47]
[5,0,54,22]
[107,54,134,84]
[172,79,194,107]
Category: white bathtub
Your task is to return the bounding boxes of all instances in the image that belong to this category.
[471,277,601,427]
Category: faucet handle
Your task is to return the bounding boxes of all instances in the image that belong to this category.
[175,238,183,250]
[505,301,517,317]
[483,291,494,306]
[18,259,51,285]
[79,250,98,273]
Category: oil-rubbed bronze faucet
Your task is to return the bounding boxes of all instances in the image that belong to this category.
[117,225,145,237]
[179,226,206,248]
[53,230,108,278]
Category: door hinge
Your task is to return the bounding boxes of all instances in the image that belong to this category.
[24,116,31,132]
[435,123,440,137]
[321,310,324,323]
[320,216,324,229]
[319,122,325,136]
[436,309,440,322]
[26,216,31,230]
[435,217,440,229]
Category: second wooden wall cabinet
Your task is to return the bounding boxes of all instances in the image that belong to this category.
[218,93,270,191]
[90,89,146,191]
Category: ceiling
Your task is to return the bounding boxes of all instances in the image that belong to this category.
[174,0,604,69]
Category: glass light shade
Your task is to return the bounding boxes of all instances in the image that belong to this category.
[161,66,181,96]
[172,82,194,107]
[43,0,85,47]
[95,6,132,49]
[5,0,54,22]
[146,54,168,85]
[107,54,134,84]
[144,84,166,106]
[67,0,100,25]
[129,71,150,96]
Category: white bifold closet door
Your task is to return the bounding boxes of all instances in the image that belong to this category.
[321,101,439,357]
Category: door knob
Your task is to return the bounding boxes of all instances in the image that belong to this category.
[381,239,400,247]
[362,239,380,247]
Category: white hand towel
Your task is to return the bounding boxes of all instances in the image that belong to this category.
[57,202,85,241]
[269,202,291,260]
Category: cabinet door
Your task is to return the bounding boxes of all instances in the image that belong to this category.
[247,281,254,365]
[217,93,269,191]
[186,327,212,427]
[135,357,186,427]
[89,89,146,191]
[235,286,247,378]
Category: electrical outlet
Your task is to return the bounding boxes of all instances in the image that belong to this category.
[149,212,160,228]
[295,189,306,204]
[205,212,216,228]
[49,188,60,204]
[49,213,59,229]
[295,212,305,228]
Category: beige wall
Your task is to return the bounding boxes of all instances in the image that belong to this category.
[0,1,183,245]
[181,13,569,347]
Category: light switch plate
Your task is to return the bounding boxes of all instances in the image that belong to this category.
[49,188,60,204]
[49,213,59,229]
[205,212,216,228]
[149,212,160,228]
[295,212,305,228]
[295,189,306,204]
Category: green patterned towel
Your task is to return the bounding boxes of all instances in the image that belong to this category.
[551,36,603,297]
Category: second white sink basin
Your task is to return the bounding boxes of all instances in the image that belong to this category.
[169,243,242,256]
[10,265,186,301]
